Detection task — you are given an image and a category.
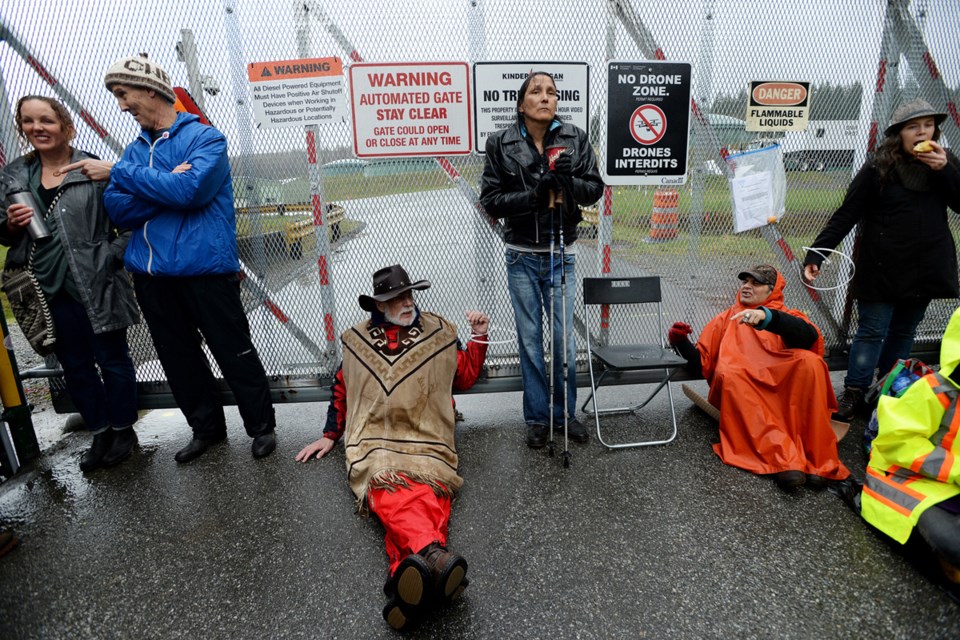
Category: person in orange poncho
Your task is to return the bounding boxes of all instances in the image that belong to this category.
[668,264,850,490]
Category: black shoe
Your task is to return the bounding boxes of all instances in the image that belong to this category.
[553,418,589,443]
[828,477,863,513]
[175,434,226,464]
[833,387,866,421]
[772,470,806,490]
[252,430,276,459]
[805,474,829,490]
[80,429,115,472]
[0,530,18,559]
[525,423,548,448]
[102,428,138,467]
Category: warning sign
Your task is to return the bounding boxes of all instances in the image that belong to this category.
[472,62,589,153]
[247,57,347,130]
[349,62,472,158]
[745,80,811,132]
[605,61,692,186]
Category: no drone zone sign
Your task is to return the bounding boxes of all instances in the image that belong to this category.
[605,60,692,186]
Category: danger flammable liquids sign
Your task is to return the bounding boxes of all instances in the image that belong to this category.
[247,57,348,130]
[604,60,692,186]
[745,81,811,132]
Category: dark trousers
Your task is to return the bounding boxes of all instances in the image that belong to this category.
[134,274,274,440]
[917,504,960,569]
[50,293,137,432]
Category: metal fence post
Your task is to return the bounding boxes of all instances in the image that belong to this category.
[0,313,39,475]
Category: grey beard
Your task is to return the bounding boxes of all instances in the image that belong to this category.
[385,306,415,327]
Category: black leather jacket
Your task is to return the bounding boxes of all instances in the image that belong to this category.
[480,120,604,248]
[804,152,960,302]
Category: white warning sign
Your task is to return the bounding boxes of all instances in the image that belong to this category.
[349,62,472,158]
[247,57,347,130]
[472,62,590,153]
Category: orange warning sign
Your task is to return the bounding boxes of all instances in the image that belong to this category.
[247,57,343,82]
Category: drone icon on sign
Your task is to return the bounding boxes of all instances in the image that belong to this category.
[629,104,667,145]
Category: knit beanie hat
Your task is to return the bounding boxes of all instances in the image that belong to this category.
[103,54,175,103]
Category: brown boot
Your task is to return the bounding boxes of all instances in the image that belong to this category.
[382,553,432,631]
[420,542,468,604]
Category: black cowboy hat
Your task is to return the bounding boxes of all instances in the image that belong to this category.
[358,264,431,312]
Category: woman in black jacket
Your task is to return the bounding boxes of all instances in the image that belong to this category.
[479,72,604,448]
[0,96,140,471]
[804,99,960,420]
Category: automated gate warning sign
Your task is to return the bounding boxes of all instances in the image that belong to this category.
[247,57,347,130]
[350,62,472,158]
[605,61,692,186]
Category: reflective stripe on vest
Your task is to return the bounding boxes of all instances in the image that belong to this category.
[912,374,960,482]
[863,466,925,517]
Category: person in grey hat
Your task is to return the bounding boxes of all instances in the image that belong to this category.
[61,53,279,464]
[295,264,489,631]
[803,98,960,421]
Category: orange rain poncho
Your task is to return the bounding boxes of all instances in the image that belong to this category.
[696,272,849,480]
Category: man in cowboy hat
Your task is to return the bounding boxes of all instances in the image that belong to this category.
[296,264,490,631]
[668,265,849,491]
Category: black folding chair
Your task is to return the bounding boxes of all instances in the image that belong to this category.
[581,276,687,449]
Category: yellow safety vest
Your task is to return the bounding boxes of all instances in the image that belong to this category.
[861,372,960,544]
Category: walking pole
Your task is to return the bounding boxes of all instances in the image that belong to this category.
[546,192,557,457]
[545,145,571,467]
[557,189,571,469]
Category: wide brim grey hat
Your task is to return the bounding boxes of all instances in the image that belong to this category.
[358,264,430,312]
[737,264,778,286]
[884,98,947,136]
[104,54,176,104]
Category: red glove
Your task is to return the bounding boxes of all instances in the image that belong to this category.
[667,322,693,345]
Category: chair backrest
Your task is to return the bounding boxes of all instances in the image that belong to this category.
[583,277,662,306]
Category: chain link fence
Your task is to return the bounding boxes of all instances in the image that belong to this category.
[1,0,958,402]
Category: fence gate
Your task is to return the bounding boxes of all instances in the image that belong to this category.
[0,0,957,407]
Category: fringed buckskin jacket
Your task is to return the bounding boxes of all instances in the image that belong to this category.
[322,310,486,509]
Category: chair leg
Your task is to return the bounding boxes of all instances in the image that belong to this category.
[592,375,681,450]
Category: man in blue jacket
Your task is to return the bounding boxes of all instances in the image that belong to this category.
[67,54,277,463]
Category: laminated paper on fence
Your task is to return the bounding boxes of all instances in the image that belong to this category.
[0,0,957,398]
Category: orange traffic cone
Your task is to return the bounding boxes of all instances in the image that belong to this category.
[646,188,679,242]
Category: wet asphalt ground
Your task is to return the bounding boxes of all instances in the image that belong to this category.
[1,376,958,640]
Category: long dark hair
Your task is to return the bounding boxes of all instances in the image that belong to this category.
[515,71,560,126]
[873,118,942,184]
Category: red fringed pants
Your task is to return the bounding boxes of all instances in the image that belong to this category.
[368,478,452,576]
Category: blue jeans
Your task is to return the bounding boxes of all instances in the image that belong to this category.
[845,299,929,389]
[505,249,577,425]
[50,293,138,432]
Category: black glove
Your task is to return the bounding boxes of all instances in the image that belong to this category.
[534,171,561,206]
[551,152,575,176]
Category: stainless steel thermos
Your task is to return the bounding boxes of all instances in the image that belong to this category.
[6,190,51,240]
